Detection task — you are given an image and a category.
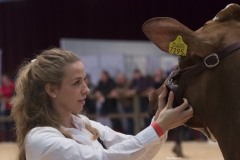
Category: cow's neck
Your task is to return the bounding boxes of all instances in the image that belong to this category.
[184,49,240,160]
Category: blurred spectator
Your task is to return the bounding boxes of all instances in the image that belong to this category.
[114,73,135,135]
[94,71,123,132]
[152,69,165,89]
[129,69,149,93]
[95,71,116,114]
[0,73,15,141]
[84,74,96,114]
[129,69,153,128]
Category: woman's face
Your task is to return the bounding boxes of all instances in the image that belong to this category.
[53,61,90,114]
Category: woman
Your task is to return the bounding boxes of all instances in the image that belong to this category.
[11,48,193,160]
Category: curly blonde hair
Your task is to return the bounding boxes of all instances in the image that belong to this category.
[11,48,99,160]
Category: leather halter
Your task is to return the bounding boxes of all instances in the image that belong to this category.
[166,41,240,107]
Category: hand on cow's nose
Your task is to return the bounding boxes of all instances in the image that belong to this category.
[154,91,194,133]
[154,85,168,121]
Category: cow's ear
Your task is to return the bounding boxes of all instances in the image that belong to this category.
[214,4,240,22]
[142,17,212,57]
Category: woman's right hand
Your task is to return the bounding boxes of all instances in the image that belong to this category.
[154,85,194,133]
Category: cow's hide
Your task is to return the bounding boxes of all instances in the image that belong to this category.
[143,3,240,160]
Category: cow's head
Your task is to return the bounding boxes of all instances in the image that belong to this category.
[143,4,240,141]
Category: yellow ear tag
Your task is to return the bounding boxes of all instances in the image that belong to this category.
[169,36,187,56]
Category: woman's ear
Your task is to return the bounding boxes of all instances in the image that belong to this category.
[45,83,57,98]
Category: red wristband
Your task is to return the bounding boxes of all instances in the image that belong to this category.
[151,122,164,137]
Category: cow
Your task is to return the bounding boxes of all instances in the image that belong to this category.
[142,3,240,160]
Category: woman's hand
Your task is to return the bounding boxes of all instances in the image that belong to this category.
[154,85,168,121]
[154,85,194,133]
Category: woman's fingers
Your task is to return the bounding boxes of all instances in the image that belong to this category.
[158,85,168,107]
[175,98,189,111]
[154,106,161,120]
[155,93,194,131]
[155,85,169,119]
[166,91,174,109]
[169,114,193,129]
[177,102,194,122]
[182,105,194,115]
[178,106,194,125]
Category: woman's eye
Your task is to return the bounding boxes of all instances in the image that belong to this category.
[73,80,80,85]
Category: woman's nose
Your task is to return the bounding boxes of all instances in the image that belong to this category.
[82,83,90,95]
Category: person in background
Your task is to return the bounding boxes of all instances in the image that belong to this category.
[0,73,15,141]
[114,73,135,135]
[11,48,194,160]
[84,74,96,114]
[129,69,153,128]
[152,69,165,90]
[95,71,116,114]
[94,71,123,132]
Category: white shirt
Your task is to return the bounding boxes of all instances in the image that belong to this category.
[25,115,168,160]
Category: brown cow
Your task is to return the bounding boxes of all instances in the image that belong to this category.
[143,3,240,160]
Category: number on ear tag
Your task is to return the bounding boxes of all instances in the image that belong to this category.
[169,36,187,56]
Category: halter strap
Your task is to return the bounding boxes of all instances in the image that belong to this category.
[169,41,240,82]
[166,41,240,139]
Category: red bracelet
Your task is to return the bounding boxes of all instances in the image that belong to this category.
[151,122,164,137]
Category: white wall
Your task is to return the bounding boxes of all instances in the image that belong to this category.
[60,38,178,85]
[60,38,163,55]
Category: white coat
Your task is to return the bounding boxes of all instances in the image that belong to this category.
[25,115,168,160]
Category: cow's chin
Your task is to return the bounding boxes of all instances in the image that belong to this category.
[185,123,217,142]
[149,96,218,142]
[192,127,217,142]
[185,118,217,142]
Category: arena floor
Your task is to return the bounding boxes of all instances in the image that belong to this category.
[0,141,223,160]
[153,141,223,160]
